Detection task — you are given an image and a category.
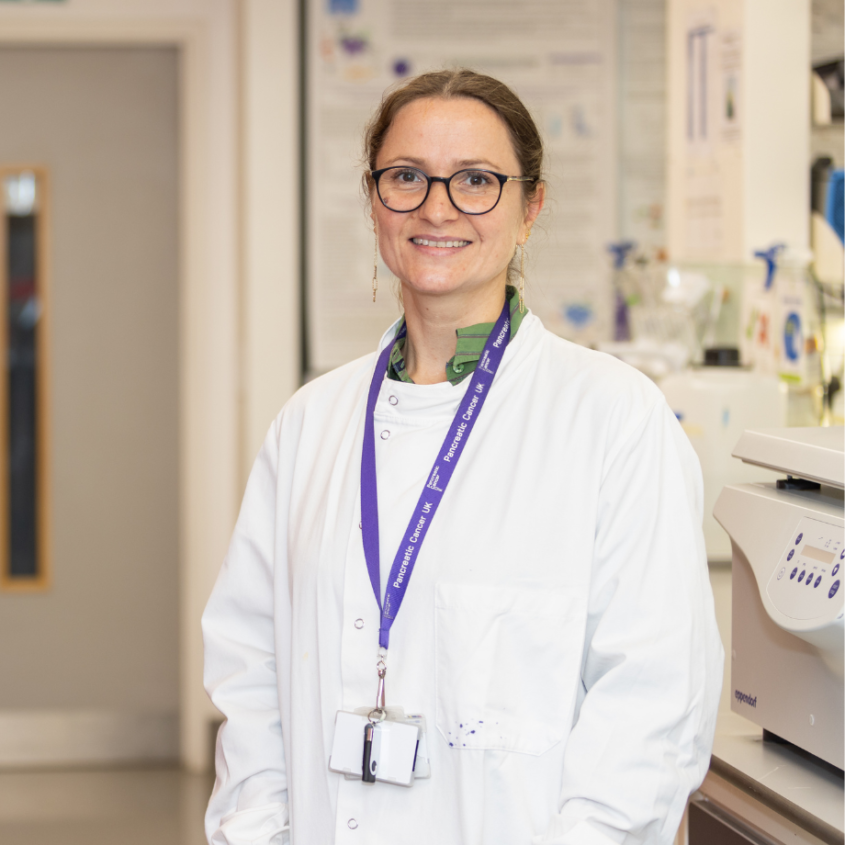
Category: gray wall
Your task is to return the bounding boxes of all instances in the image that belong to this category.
[0,47,179,716]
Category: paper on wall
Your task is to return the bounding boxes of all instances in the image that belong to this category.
[306,0,618,373]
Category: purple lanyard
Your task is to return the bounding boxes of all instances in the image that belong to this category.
[360,300,512,650]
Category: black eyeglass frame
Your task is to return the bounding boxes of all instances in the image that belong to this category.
[370,166,536,215]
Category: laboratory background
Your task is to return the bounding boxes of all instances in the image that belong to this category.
[0,0,842,843]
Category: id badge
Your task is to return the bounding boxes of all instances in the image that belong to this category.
[328,707,427,787]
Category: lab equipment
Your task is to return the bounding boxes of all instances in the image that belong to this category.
[600,246,722,380]
[825,169,844,245]
[811,156,834,216]
[660,357,787,561]
[607,240,636,341]
[713,427,844,770]
[741,246,824,425]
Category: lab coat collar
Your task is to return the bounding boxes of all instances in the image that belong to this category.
[374,308,541,381]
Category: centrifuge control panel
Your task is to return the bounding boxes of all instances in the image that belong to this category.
[766,516,844,621]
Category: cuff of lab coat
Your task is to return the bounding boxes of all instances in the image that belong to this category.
[210,802,289,845]
[533,818,625,845]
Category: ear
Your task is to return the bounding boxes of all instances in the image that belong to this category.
[521,182,545,239]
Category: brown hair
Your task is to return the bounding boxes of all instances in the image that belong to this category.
[363,68,544,203]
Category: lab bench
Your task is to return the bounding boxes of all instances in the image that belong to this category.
[685,711,844,845]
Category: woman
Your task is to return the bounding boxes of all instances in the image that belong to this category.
[203,69,723,845]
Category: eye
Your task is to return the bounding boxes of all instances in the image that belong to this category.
[455,170,495,190]
[387,168,424,186]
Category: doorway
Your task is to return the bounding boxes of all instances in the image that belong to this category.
[0,46,180,765]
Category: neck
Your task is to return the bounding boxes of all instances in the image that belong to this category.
[401,280,507,385]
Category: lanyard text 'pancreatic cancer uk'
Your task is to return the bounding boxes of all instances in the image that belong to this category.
[360,298,512,674]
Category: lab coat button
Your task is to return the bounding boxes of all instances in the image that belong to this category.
[354,618,364,629]
[380,430,390,440]
[348,818,358,829]
[388,395,398,405]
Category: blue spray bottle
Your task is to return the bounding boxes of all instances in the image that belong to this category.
[607,241,636,341]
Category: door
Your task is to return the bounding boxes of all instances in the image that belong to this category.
[0,46,179,765]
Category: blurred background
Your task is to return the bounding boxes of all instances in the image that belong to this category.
[0,0,841,843]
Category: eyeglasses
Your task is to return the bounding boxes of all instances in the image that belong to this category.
[370,166,536,215]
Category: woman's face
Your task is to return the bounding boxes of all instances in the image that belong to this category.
[372,97,543,303]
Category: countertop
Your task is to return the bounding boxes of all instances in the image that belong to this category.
[710,709,844,840]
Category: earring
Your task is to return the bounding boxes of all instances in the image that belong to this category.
[372,229,379,303]
[518,229,531,313]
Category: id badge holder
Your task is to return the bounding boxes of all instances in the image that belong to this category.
[329,652,430,785]
[347,709,430,781]
[329,708,421,787]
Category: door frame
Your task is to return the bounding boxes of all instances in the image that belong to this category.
[0,9,239,772]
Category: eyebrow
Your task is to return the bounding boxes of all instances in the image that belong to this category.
[383,156,505,172]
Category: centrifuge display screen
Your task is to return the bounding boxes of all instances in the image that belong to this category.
[802,545,835,564]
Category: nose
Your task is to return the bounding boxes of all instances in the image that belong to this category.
[418,178,459,224]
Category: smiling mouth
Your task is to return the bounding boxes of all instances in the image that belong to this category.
[411,238,471,248]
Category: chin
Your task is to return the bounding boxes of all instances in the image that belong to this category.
[399,263,480,293]
[401,275,467,298]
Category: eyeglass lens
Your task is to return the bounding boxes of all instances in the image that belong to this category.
[377,167,502,214]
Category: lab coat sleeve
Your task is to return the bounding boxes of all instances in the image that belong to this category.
[535,398,724,845]
[202,417,289,845]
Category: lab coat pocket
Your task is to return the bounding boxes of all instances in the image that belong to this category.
[435,582,584,755]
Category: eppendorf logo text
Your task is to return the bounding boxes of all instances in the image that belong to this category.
[735,689,757,708]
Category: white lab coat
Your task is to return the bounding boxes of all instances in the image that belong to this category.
[203,312,724,845]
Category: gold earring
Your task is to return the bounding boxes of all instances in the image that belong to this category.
[518,229,530,313]
[372,229,379,303]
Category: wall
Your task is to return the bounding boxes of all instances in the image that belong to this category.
[240,0,301,481]
[743,0,810,256]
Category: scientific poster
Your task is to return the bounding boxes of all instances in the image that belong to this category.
[683,7,724,259]
[719,29,742,144]
[307,0,617,373]
[617,0,668,254]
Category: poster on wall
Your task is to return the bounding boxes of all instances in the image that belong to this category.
[306,0,617,373]
[681,7,745,263]
[683,8,723,259]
